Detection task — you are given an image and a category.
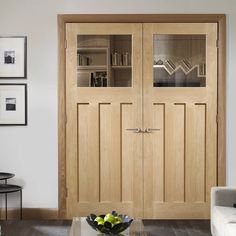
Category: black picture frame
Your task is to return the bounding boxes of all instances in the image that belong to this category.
[0,84,27,126]
[0,36,27,79]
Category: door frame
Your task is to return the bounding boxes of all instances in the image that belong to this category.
[58,14,226,218]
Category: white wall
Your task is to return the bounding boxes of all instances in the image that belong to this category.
[0,0,235,208]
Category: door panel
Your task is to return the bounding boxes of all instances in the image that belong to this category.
[185,104,206,203]
[66,23,143,218]
[165,103,185,203]
[143,23,217,218]
[77,103,99,203]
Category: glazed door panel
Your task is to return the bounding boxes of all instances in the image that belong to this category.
[65,23,143,218]
[143,23,218,218]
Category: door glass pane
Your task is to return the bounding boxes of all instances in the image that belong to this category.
[153,35,206,87]
[77,35,132,87]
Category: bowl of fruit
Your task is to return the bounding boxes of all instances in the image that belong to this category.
[86,211,133,235]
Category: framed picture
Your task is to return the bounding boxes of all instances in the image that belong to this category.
[0,36,27,78]
[0,84,27,125]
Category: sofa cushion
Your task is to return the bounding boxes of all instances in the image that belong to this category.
[212,206,236,236]
[226,223,236,236]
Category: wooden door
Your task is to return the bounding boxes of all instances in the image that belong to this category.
[143,23,218,218]
[65,23,143,218]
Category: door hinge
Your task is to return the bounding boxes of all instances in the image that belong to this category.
[216,114,219,123]
[216,39,219,48]
[65,40,67,49]
[65,187,68,198]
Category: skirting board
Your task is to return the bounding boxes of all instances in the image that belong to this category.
[0,208,58,220]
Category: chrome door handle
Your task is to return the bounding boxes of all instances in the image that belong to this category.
[144,128,160,133]
[126,128,142,133]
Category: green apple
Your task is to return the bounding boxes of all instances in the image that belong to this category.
[94,216,104,225]
[104,213,116,224]
[114,216,122,225]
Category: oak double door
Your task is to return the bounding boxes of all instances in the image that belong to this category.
[65,23,218,219]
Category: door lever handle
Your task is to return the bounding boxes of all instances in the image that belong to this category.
[126,128,142,133]
[144,128,160,133]
[126,128,160,133]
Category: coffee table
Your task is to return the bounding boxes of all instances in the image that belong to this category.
[70,217,147,236]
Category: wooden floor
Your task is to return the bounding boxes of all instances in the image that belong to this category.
[0,220,71,236]
[0,220,211,236]
[143,220,211,236]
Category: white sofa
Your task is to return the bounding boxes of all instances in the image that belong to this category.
[211,187,236,236]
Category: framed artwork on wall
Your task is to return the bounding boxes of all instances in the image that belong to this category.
[0,36,27,78]
[0,84,27,125]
